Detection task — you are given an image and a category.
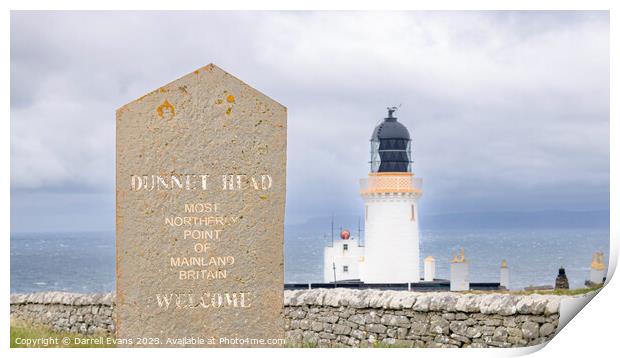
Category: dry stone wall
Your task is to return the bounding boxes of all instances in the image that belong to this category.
[11,289,562,348]
[284,289,561,347]
[10,292,115,335]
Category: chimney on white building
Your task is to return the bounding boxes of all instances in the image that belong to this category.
[450,248,469,291]
[500,259,510,290]
[424,256,435,282]
[588,251,606,285]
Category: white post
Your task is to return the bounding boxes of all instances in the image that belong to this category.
[500,259,510,290]
[424,256,435,282]
[450,248,469,291]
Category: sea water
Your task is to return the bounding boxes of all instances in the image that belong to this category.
[10,228,609,293]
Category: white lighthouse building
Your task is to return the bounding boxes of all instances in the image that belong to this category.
[323,230,365,283]
[359,107,423,283]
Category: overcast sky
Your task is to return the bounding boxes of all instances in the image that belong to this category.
[10,11,609,232]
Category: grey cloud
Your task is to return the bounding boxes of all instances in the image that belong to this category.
[10,11,609,231]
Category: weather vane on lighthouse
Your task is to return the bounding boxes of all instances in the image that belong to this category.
[388,104,401,118]
[387,104,401,119]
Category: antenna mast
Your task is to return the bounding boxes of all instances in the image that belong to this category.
[331,214,334,246]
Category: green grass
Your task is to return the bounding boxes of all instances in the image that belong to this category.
[10,321,116,348]
[465,283,604,296]
[285,341,416,348]
[371,341,416,348]
[286,341,319,348]
[509,284,604,296]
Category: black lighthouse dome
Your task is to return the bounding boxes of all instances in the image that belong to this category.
[370,107,412,173]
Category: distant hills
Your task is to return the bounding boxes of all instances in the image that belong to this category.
[286,210,610,236]
[419,210,610,230]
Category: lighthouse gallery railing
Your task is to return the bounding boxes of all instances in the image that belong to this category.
[360,173,423,195]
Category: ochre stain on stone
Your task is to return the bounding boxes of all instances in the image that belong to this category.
[156,100,175,119]
[227,94,236,103]
[226,107,232,115]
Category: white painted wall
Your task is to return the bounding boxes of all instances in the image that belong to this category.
[360,193,420,283]
[323,238,364,282]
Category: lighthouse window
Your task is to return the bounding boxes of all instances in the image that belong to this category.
[343,265,349,273]
[411,204,416,221]
[343,244,349,251]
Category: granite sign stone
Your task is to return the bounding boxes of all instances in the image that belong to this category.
[116,64,287,347]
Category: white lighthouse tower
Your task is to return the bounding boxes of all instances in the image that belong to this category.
[359,107,423,283]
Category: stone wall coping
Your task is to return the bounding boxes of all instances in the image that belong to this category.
[283,289,563,316]
[10,292,115,306]
[10,289,565,316]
